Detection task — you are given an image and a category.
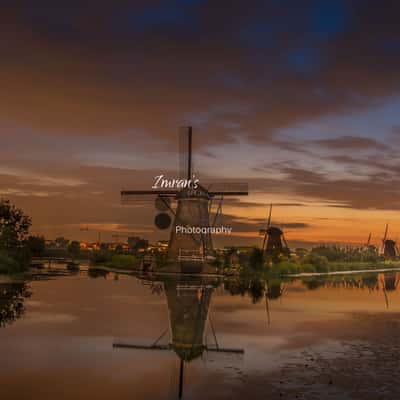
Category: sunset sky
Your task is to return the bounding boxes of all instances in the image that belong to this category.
[2,1,400,247]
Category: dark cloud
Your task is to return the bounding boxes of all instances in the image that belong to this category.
[1,1,400,147]
[217,198,308,208]
[313,136,387,150]
[279,166,400,210]
[219,212,311,232]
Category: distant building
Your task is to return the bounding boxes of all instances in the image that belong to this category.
[223,246,254,253]
[157,240,169,252]
[128,236,149,251]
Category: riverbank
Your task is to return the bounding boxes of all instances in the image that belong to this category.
[286,266,400,277]
[231,312,400,400]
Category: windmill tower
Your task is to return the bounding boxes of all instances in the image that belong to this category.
[121,127,248,270]
[259,204,290,256]
[381,224,398,259]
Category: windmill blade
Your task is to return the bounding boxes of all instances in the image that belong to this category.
[205,347,244,354]
[179,126,193,180]
[211,196,224,227]
[267,203,272,228]
[265,294,271,326]
[208,313,219,350]
[261,204,273,251]
[121,190,178,203]
[113,343,170,350]
[383,286,389,309]
[383,223,389,242]
[178,359,184,399]
[367,232,372,246]
[262,232,268,252]
[282,232,289,249]
[152,328,169,347]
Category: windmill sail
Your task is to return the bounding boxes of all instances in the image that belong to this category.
[179,126,193,180]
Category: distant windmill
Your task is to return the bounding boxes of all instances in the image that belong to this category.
[259,204,290,256]
[381,224,398,259]
[121,127,248,271]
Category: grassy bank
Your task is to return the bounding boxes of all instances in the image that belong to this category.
[236,248,400,277]
[105,254,141,269]
[266,260,400,277]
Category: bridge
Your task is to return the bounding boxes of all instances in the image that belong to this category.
[31,257,77,268]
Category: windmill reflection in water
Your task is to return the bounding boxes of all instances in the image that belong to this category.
[112,274,244,399]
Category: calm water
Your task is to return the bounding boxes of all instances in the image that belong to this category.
[1,268,400,400]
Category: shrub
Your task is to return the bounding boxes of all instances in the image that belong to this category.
[248,248,265,270]
[107,254,139,269]
[276,261,299,275]
[90,249,112,265]
[0,251,20,274]
[300,263,316,273]
[301,253,329,273]
[154,251,168,269]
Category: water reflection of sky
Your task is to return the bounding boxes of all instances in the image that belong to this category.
[0,272,399,399]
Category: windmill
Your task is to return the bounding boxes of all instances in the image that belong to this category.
[381,224,398,259]
[121,127,248,272]
[113,275,244,399]
[259,204,290,256]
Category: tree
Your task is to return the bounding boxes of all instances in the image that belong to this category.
[55,236,69,249]
[27,235,46,257]
[0,199,31,252]
[68,241,81,259]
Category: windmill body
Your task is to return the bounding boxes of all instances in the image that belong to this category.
[260,204,290,257]
[383,239,397,259]
[168,187,213,262]
[380,224,398,259]
[165,278,213,362]
[265,226,285,254]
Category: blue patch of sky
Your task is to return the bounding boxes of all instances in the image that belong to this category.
[306,0,349,42]
[285,47,322,75]
[239,23,275,49]
[381,38,400,52]
[273,95,400,143]
[112,1,201,33]
[212,72,245,90]
[240,1,349,77]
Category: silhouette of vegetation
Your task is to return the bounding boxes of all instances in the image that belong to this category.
[67,240,81,259]
[0,282,31,327]
[87,267,109,279]
[224,269,288,304]
[311,245,380,263]
[26,235,46,257]
[234,242,397,277]
[106,254,140,269]
[0,199,32,273]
